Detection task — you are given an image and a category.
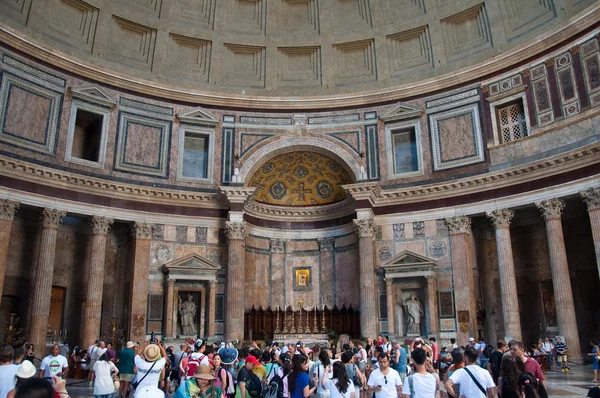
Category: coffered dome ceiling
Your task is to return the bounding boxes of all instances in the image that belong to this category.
[248,152,353,206]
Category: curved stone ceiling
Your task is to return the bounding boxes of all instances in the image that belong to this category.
[248,152,353,206]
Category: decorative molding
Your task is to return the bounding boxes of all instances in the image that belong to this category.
[353,219,376,238]
[440,4,492,61]
[132,222,153,239]
[244,197,356,222]
[41,208,66,229]
[580,187,600,210]
[332,39,377,86]
[225,221,248,240]
[69,85,116,108]
[486,209,514,229]
[270,239,286,253]
[317,238,335,252]
[536,198,565,220]
[0,200,19,221]
[90,215,114,235]
[176,108,218,126]
[445,216,471,234]
[379,103,422,122]
[219,186,256,205]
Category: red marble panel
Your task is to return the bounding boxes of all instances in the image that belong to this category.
[4,85,51,144]
[438,113,476,162]
[124,122,162,167]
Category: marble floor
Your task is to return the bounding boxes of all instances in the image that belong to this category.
[65,364,599,397]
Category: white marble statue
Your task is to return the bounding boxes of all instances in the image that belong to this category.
[179,294,197,336]
[404,294,423,335]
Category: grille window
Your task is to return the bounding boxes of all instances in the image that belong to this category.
[497,101,528,143]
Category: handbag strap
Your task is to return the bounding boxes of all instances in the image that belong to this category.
[464,367,486,396]
[136,360,157,386]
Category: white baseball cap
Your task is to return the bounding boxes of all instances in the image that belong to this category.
[468,337,475,342]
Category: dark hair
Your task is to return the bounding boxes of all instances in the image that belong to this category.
[289,353,308,396]
[0,345,14,363]
[500,355,520,393]
[412,348,427,365]
[318,349,330,366]
[375,346,384,354]
[261,351,271,363]
[14,346,25,361]
[429,337,436,342]
[450,338,456,344]
[519,372,548,398]
[99,352,109,361]
[250,348,261,359]
[332,361,349,394]
[342,344,350,351]
[591,338,599,346]
[340,351,354,364]
[463,346,479,364]
[377,353,389,361]
[497,340,507,349]
[279,354,292,377]
[450,347,464,364]
[15,377,54,398]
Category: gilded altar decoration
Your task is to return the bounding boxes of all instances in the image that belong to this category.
[295,269,310,288]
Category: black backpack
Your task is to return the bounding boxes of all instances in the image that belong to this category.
[483,345,493,358]
[262,368,285,398]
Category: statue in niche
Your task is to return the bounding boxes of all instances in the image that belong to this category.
[403,294,423,335]
[179,294,197,336]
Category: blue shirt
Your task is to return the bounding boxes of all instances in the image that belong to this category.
[475,342,487,359]
[290,371,309,398]
[397,347,407,373]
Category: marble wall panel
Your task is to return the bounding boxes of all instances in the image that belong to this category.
[175,245,206,259]
[287,240,318,252]
[246,235,270,250]
[334,233,357,248]
[245,249,270,308]
[394,241,426,256]
[285,253,320,308]
[334,248,359,308]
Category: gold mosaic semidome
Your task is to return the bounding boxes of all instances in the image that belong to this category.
[248,152,353,206]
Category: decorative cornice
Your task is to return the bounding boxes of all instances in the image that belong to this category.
[580,187,600,211]
[244,197,355,221]
[132,222,153,239]
[317,238,335,252]
[353,219,376,238]
[486,209,514,229]
[270,239,286,253]
[90,216,114,235]
[0,4,597,110]
[536,198,565,220]
[225,221,248,240]
[41,208,66,229]
[219,187,257,205]
[343,182,381,202]
[445,216,471,235]
[0,200,19,221]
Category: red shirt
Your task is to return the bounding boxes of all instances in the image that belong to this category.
[523,357,545,381]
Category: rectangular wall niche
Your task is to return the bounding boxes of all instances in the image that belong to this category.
[69,108,103,163]
[392,128,419,174]
[183,132,208,179]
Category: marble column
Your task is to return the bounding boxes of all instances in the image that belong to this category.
[83,216,114,346]
[29,208,66,353]
[426,275,439,336]
[318,238,335,307]
[0,200,19,306]
[207,280,216,338]
[536,199,581,359]
[225,221,248,342]
[445,216,477,346]
[353,219,378,338]
[128,222,152,340]
[385,279,395,336]
[581,187,600,279]
[486,209,522,342]
[164,279,175,338]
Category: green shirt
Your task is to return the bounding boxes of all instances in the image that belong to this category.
[118,348,135,374]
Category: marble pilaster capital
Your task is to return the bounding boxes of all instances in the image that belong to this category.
[486,209,515,229]
[580,187,600,211]
[270,238,286,253]
[41,208,67,229]
[209,280,216,288]
[385,278,394,286]
[353,219,376,238]
[132,222,153,239]
[167,279,175,287]
[317,238,335,252]
[536,198,565,220]
[445,216,471,235]
[225,221,248,240]
[90,216,114,235]
[0,200,19,221]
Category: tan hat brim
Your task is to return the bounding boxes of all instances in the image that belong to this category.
[194,374,216,380]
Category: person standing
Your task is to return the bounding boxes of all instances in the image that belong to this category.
[444,346,495,398]
[38,345,68,381]
[509,341,545,390]
[587,339,600,384]
[390,341,407,383]
[475,338,488,369]
[0,345,18,398]
[554,337,569,372]
[93,352,119,398]
[487,341,506,385]
[175,364,222,398]
[541,338,556,371]
[366,354,403,398]
[133,341,168,397]
[118,341,136,398]
[288,354,317,398]
[237,355,263,398]
[313,349,332,398]
[429,338,439,372]
[321,362,355,398]
[402,348,439,398]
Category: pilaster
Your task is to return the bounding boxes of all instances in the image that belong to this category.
[128,222,152,340]
[353,218,378,338]
[580,188,600,279]
[0,200,19,308]
[224,221,248,342]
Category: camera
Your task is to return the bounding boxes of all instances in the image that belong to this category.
[150,331,156,344]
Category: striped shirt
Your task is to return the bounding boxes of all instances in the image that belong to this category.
[555,342,567,354]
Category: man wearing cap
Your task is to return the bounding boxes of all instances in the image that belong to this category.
[174,364,222,398]
[133,338,168,397]
[238,355,262,398]
[118,341,136,397]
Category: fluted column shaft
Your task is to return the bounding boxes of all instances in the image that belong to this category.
[225,221,247,342]
[354,219,377,338]
[581,188,600,279]
[537,199,581,359]
[426,276,439,336]
[0,201,19,307]
[207,280,216,338]
[385,279,395,336]
[128,222,152,340]
[83,216,113,346]
[29,208,66,354]
[487,209,522,341]
[164,280,175,338]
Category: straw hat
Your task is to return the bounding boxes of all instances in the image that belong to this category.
[143,344,161,362]
[16,360,36,378]
[126,341,134,349]
[194,365,215,380]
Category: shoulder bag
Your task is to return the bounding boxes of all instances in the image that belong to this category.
[131,360,157,390]
[463,367,486,396]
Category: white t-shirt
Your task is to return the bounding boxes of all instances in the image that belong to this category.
[0,364,18,397]
[92,347,107,361]
[190,352,210,366]
[313,364,333,394]
[93,360,118,395]
[383,343,392,354]
[324,378,355,398]
[367,368,402,398]
[87,344,96,357]
[134,355,166,396]
[402,373,439,398]
[40,355,69,378]
[449,365,495,398]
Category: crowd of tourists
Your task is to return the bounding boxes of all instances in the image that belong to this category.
[0,333,598,398]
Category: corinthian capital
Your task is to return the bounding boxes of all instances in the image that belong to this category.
[353,219,376,238]
[580,187,600,211]
[132,222,153,239]
[486,209,514,229]
[91,216,114,235]
[270,238,286,253]
[445,216,471,234]
[225,221,248,240]
[0,200,19,221]
[41,208,67,229]
[536,198,565,220]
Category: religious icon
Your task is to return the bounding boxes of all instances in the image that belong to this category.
[295,269,310,287]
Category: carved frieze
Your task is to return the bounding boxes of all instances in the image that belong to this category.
[0,200,19,221]
[536,198,565,220]
[486,209,514,229]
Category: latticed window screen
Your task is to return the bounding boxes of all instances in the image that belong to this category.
[497,101,528,143]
